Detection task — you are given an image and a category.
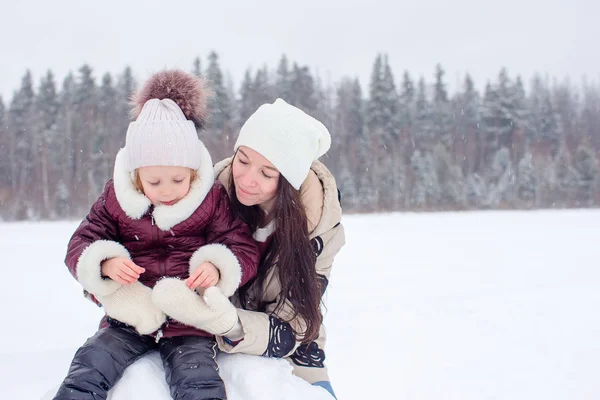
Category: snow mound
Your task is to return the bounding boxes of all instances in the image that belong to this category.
[42,352,334,400]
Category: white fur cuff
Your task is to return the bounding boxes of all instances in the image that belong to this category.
[76,240,130,297]
[189,244,241,297]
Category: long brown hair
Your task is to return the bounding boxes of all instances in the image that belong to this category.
[229,168,323,343]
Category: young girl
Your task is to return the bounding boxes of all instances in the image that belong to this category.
[53,70,259,400]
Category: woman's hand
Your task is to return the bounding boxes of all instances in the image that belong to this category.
[101,257,145,285]
[186,262,219,290]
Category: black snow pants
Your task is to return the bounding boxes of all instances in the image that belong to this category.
[53,322,226,400]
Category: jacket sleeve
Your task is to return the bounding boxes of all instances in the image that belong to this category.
[216,222,345,358]
[188,183,260,297]
[65,181,131,299]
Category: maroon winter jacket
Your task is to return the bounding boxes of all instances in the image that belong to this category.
[66,175,259,338]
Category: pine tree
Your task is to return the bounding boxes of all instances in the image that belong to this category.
[0,95,9,215]
[351,79,364,136]
[8,70,35,217]
[0,97,6,170]
[36,70,59,217]
[466,173,487,207]
[0,95,4,130]
[98,73,119,179]
[0,96,4,131]
[527,75,545,140]
[275,54,292,101]
[512,76,528,126]
[205,51,232,130]
[480,82,498,158]
[399,71,415,131]
[192,57,202,77]
[366,54,399,142]
[238,68,255,125]
[456,74,481,173]
[540,92,562,156]
[433,142,464,207]
[253,66,275,108]
[460,74,479,130]
[333,77,364,197]
[516,152,536,205]
[37,71,59,137]
[381,55,400,140]
[390,149,407,209]
[225,72,238,129]
[366,54,385,137]
[238,67,276,128]
[55,179,70,219]
[55,72,76,214]
[480,70,520,165]
[481,68,527,166]
[580,84,600,148]
[116,66,137,136]
[433,64,448,104]
[335,78,364,140]
[221,71,239,159]
[432,64,453,148]
[553,80,579,143]
[357,161,379,212]
[73,64,99,208]
[365,54,398,210]
[410,149,439,208]
[289,63,317,114]
[529,75,562,156]
[336,156,358,211]
[377,145,405,210]
[550,147,578,205]
[573,143,599,205]
[414,77,433,148]
[485,147,515,206]
[313,74,334,133]
[117,66,136,104]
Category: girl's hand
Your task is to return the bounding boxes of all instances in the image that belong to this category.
[186,262,219,290]
[101,257,145,285]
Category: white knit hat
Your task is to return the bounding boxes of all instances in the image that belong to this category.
[234,98,331,190]
[124,98,203,171]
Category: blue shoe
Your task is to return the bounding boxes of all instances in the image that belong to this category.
[312,381,337,399]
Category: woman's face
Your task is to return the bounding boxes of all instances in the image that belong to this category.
[232,146,280,210]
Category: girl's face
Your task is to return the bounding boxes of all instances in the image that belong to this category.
[137,166,192,206]
[232,146,280,211]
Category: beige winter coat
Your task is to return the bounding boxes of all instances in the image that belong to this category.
[213,157,345,384]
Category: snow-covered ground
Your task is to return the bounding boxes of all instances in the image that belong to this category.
[1,210,599,399]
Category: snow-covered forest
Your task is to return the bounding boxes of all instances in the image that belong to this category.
[2,52,600,220]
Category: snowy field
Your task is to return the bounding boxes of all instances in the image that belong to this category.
[1,210,599,399]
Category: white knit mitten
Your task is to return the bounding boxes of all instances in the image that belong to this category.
[99,282,166,335]
[152,278,238,335]
[75,241,166,335]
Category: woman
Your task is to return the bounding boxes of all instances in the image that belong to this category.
[177,98,345,398]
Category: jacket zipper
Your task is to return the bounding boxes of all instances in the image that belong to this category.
[160,246,166,276]
[151,211,167,277]
[151,211,168,341]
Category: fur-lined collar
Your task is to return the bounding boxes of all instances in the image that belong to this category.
[214,156,233,188]
[113,145,215,231]
[307,161,342,238]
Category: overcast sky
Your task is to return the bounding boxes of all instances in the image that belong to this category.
[1,0,598,102]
